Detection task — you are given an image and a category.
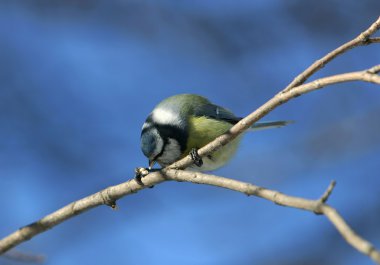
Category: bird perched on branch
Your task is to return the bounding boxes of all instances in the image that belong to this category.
[141,94,291,171]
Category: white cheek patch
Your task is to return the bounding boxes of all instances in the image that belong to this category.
[152,108,181,126]
[157,138,181,166]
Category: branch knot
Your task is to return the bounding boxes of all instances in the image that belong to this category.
[100,189,117,209]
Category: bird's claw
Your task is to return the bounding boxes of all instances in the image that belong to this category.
[134,167,155,188]
[190,148,203,167]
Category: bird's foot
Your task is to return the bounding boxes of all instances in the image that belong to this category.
[134,167,155,188]
[190,148,203,167]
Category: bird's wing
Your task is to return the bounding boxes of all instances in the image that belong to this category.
[193,103,241,124]
[193,103,293,129]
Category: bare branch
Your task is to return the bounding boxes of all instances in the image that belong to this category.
[282,16,380,93]
[318,180,336,203]
[367,37,380,44]
[368,64,380,74]
[162,169,380,264]
[170,66,380,170]
[0,173,165,255]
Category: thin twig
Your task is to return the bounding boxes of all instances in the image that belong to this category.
[367,37,380,44]
[169,66,380,170]
[162,169,380,263]
[319,180,336,203]
[367,64,380,74]
[281,16,380,93]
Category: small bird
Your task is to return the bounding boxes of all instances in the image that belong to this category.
[141,94,291,171]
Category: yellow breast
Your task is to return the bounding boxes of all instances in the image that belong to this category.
[185,116,242,171]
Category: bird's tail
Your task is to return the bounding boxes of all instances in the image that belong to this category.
[249,120,293,131]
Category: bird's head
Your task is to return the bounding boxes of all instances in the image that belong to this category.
[141,125,164,169]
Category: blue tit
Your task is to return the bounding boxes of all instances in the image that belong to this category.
[141,94,291,171]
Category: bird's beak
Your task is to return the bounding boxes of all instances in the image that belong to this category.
[148,160,156,170]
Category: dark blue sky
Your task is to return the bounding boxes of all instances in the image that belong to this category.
[1,1,380,265]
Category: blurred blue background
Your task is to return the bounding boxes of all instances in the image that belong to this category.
[1,1,380,264]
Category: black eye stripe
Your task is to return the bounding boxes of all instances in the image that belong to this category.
[153,124,187,153]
